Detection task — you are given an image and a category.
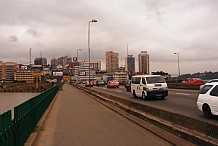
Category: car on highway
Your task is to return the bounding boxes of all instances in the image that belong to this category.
[85,81,93,87]
[96,80,105,86]
[125,80,131,92]
[197,81,218,118]
[183,78,204,85]
[107,81,119,88]
[92,81,97,86]
[199,79,218,90]
[131,75,168,100]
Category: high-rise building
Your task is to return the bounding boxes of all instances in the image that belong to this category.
[105,51,119,73]
[125,55,135,72]
[51,56,72,70]
[57,56,72,68]
[138,51,149,74]
[51,58,59,69]
[34,58,47,66]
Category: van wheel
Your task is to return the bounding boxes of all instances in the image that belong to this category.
[203,104,213,118]
[133,91,137,98]
[142,92,146,100]
[161,96,165,100]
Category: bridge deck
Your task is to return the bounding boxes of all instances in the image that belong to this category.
[29,84,191,146]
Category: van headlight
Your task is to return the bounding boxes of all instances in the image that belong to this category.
[143,87,152,91]
[162,87,168,90]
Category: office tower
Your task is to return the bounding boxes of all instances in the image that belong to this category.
[125,55,135,72]
[34,58,47,66]
[105,51,119,73]
[138,51,149,74]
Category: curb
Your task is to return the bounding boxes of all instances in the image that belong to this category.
[25,90,60,146]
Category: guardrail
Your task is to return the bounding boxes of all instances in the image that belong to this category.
[0,84,60,146]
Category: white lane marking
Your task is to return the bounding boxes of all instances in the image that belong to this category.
[176,93,190,96]
[115,90,122,93]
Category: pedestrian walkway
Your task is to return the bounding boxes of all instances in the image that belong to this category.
[33,84,171,146]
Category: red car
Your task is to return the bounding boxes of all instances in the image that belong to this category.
[92,81,97,86]
[183,78,204,85]
[107,81,119,88]
[85,81,93,87]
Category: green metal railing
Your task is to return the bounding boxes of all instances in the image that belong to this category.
[0,85,59,146]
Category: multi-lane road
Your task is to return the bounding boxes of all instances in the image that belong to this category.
[83,85,218,125]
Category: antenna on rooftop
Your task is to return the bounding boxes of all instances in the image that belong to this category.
[127,44,129,56]
[29,48,32,65]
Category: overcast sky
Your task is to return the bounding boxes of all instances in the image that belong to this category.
[0,0,218,74]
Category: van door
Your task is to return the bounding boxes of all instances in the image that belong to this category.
[141,77,147,96]
[135,77,141,97]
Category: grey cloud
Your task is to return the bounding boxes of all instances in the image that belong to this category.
[0,0,218,74]
[26,29,41,38]
[8,35,18,42]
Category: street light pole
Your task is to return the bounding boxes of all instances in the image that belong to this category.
[88,19,97,87]
[174,53,180,80]
[77,49,82,62]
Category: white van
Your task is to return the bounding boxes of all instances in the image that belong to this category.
[131,75,168,100]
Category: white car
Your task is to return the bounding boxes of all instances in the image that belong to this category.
[197,81,218,118]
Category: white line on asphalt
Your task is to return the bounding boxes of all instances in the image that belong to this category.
[115,90,122,93]
[176,93,190,96]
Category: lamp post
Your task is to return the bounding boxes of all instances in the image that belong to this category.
[77,49,83,62]
[88,19,97,87]
[174,53,180,80]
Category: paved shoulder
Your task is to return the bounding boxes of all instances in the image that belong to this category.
[35,84,171,146]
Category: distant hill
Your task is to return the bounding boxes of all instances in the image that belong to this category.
[180,71,218,80]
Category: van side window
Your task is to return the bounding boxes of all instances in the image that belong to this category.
[132,77,140,84]
[142,77,146,84]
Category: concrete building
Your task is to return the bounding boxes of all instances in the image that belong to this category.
[0,62,18,81]
[105,51,119,73]
[103,72,128,84]
[138,51,149,74]
[51,56,72,69]
[14,71,36,83]
[83,61,101,72]
[34,58,47,66]
[57,56,72,68]
[51,58,59,69]
[125,55,135,72]
[73,64,96,82]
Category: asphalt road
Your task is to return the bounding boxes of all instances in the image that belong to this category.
[34,84,175,146]
[84,85,218,125]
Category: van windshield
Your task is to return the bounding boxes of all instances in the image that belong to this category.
[146,76,166,84]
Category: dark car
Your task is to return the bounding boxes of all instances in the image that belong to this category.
[125,80,131,92]
[96,80,105,86]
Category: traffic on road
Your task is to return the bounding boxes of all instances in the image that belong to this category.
[74,79,218,126]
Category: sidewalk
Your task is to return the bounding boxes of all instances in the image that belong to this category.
[33,84,171,146]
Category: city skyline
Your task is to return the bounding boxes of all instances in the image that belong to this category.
[1,1,218,74]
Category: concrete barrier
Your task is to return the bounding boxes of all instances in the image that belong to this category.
[167,83,201,90]
[73,84,218,145]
